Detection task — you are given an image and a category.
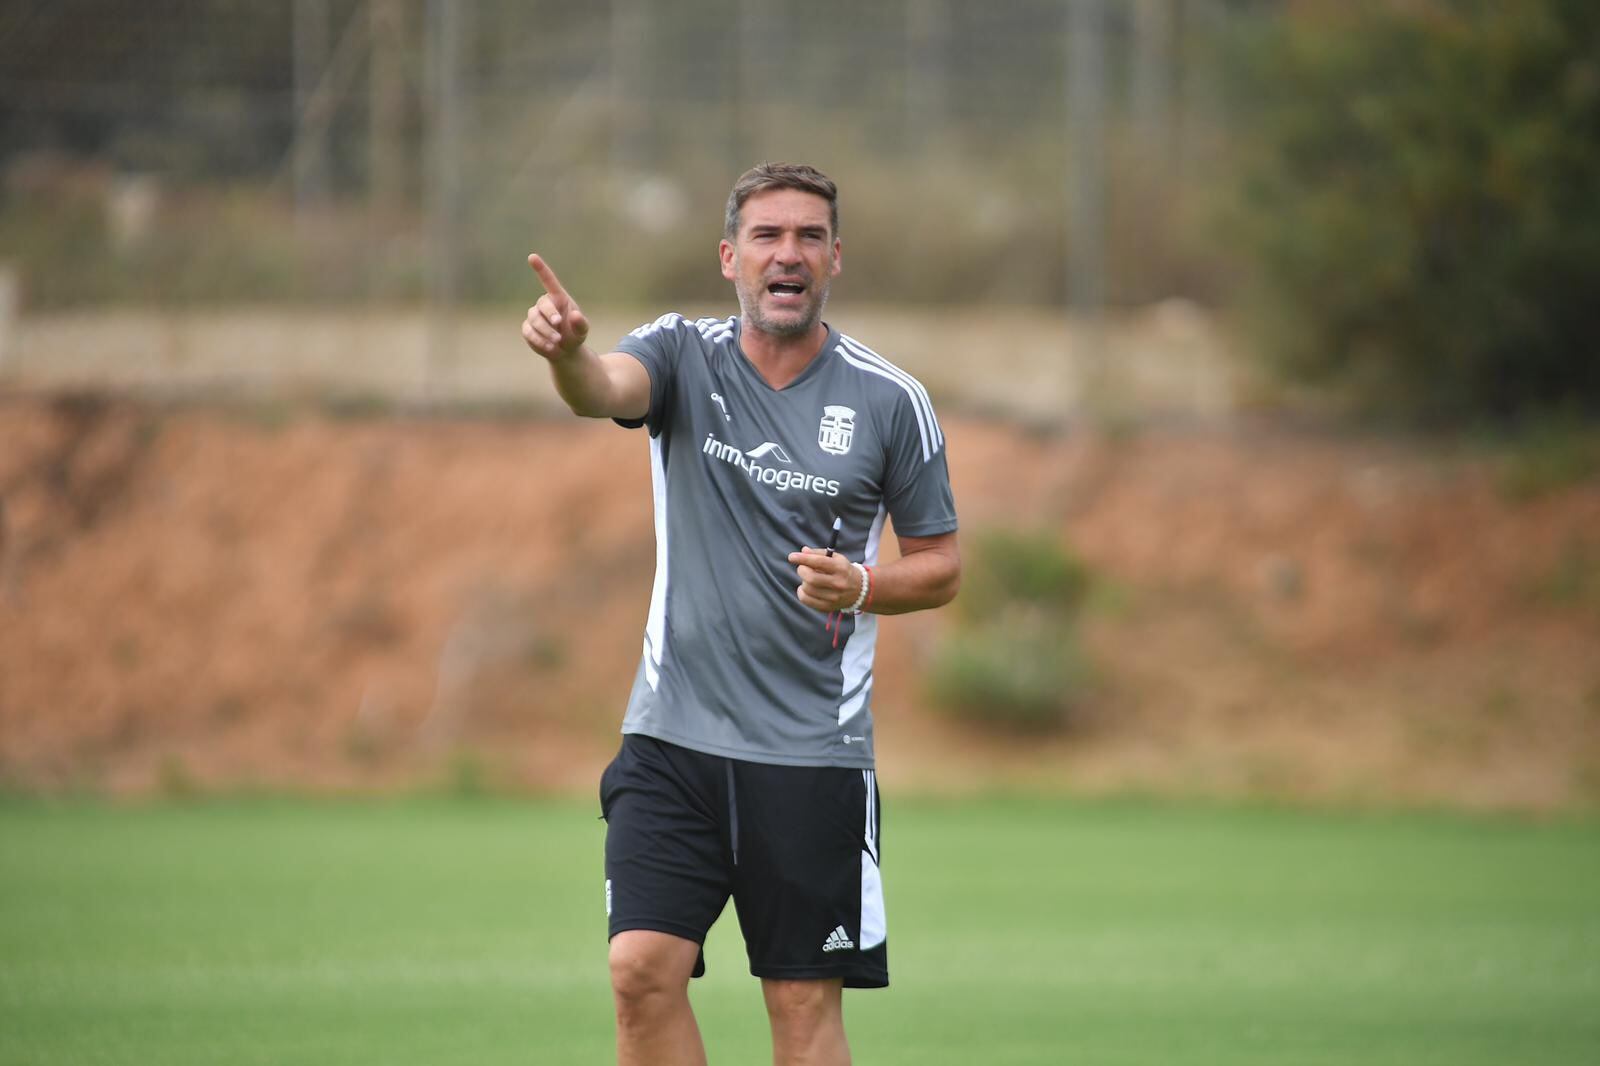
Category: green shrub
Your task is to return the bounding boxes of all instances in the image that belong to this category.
[1527,539,1600,615]
[1496,415,1600,500]
[929,618,1091,734]
[956,528,1092,623]
[442,749,491,799]
[1227,0,1600,424]
[928,529,1095,734]
[156,754,199,799]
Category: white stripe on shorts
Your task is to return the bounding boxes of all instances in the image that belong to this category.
[860,770,886,950]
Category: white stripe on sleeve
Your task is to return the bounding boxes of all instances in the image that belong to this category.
[838,335,943,451]
[835,347,932,462]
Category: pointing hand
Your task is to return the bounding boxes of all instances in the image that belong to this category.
[522,254,591,360]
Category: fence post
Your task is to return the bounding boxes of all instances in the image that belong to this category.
[425,0,466,402]
[0,264,16,378]
[369,0,407,217]
[1066,0,1108,415]
[906,0,950,149]
[292,0,331,215]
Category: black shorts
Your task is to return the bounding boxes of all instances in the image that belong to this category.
[599,733,888,989]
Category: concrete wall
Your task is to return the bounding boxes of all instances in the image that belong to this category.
[0,302,1237,424]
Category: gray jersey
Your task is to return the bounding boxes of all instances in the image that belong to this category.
[611,314,957,769]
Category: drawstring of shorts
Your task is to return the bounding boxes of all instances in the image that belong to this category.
[725,760,740,867]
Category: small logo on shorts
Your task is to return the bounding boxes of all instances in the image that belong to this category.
[605,878,613,917]
[822,925,855,953]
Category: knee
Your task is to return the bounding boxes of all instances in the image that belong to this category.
[609,938,686,1019]
[764,979,838,1029]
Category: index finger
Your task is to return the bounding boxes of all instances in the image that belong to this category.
[788,548,840,568]
[527,253,570,300]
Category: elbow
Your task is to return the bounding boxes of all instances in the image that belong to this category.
[929,559,961,609]
[939,566,961,608]
[924,540,961,609]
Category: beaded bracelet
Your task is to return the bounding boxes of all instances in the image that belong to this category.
[845,562,871,614]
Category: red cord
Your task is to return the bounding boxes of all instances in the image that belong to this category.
[824,565,875,649]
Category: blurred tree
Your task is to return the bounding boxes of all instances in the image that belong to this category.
[1228,0,1600,424]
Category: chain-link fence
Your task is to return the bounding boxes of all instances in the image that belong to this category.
[2,0,1240,312]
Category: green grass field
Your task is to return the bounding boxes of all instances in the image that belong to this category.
[1,796,1596,1065]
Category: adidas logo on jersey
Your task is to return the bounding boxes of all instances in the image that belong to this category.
[822,925,855,953]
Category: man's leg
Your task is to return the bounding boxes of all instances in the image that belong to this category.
[761,977,849,1066]
[610,929,707,1066]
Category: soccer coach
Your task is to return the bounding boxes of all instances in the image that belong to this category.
[522,163,960,1066]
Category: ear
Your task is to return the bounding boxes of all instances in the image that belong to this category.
[830,238,842,278]
[719,239,735,281]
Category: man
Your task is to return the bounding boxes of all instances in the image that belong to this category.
[522,162,959,1066]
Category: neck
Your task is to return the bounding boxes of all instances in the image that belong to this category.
[740,320,830,390]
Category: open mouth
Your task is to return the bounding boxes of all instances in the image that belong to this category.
[767,280,807,297]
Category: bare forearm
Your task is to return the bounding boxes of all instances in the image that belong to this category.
[548,345,626,418]
[523,253,648,421]
[864,545,960,615]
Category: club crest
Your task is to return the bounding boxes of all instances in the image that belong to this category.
[818,405,855,456]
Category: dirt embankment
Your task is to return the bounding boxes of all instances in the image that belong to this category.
[2,392,1598,811]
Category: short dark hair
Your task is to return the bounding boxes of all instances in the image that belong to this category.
[723,162,839,240]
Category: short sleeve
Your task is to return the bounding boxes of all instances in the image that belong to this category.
[882,389,958,538]
[611,314,683,436]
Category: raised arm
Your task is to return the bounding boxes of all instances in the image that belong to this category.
[521,253,650,420]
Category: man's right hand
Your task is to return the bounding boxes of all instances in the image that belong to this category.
[522,253,591,361]
[520,252,651,421]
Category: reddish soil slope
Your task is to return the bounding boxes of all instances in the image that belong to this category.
[3,393,1597,810]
